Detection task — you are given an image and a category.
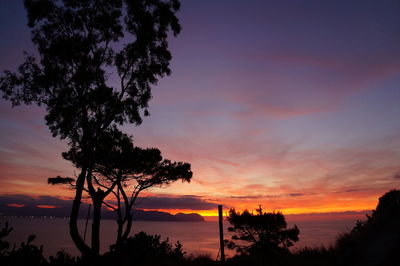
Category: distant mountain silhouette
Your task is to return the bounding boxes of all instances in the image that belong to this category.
[131,210,204,222]
[0,204,204,222]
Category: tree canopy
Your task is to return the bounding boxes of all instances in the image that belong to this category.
[1,0,185,257]
[1,0,181,144]
[52,129,192,246]
[226,206,300,256]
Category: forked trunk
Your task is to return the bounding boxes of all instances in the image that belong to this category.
[69,168,91,256]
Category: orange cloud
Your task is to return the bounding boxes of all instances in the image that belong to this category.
[36,205,59,209]
[7,203,24,207]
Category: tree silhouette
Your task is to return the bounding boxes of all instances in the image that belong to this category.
[225,206,299,256]
[1,0,181,257]
[50,129,192,247]
[102,145,192,247]
[0,222,13,257]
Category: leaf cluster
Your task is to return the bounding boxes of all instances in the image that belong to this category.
[59,128,192,190]
[1,0,181,146]
[226,207,299,256]
[0,0,187,256]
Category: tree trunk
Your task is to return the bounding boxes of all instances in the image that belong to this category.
[69,168,91,256]
[116,219,123,246]
[91,199,102,256]
[122,214,132,241]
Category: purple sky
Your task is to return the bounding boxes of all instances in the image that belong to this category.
[1,0,400,216]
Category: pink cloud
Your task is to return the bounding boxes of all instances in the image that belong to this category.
[209,51,400,119]
[131,123,400,214]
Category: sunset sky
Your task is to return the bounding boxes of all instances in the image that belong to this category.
[1,0,400,218]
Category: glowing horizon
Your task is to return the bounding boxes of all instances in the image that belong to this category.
[1,1,400,221]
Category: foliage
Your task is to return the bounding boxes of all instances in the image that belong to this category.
[0,222,13,256]
[225,206,299,256]
[61,128,192,246]
[0,225,47,266]
[292,246,335,266]
[0,0,183,257]
[48,176,75,186]
[333,190,400,266]
[105,231,185,265]
[6,235,46,266]
[48,250,78,266]
[1,0,181,134]
[2,191,400,266]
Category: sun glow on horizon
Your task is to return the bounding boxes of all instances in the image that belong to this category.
[142,205,374,220]
[1,0,400,224]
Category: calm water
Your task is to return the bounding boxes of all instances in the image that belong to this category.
[0,217,359,259]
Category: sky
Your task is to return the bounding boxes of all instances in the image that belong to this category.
[0,0,400,218]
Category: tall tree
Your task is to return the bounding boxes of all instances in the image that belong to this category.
[1,0,181,257]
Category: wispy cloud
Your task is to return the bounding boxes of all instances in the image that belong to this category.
[1,0,400,217]
[230,193,306,199]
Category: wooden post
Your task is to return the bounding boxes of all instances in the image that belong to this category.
[218,205,225,263]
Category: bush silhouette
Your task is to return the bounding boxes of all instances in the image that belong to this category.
[0,232,46,266]
[0,222,12,257]
[48,250,78,266]
[105,231,185,265]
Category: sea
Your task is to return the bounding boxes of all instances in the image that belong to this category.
[0,216,363,259]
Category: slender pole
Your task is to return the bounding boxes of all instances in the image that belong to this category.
[83,204,91,243]
[218,205,225,263]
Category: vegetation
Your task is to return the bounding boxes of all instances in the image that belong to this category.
[105,231,186,265]
[0,2,398,264]
[1,190,400,265]
[51,127,192,248]
[331,189,400,266]
[0,223,46,266]
[225,206,299,257]
[0,0,187,258]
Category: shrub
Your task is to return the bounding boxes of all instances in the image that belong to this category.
[105,231,185,265]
